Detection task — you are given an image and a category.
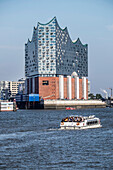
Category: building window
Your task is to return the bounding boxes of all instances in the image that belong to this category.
[42,80,49,85]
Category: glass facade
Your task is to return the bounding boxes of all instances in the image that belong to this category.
[25,17,88,78]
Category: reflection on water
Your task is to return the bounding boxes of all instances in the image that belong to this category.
[0,108,113,169]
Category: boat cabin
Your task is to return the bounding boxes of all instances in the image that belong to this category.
[61,116,83,123]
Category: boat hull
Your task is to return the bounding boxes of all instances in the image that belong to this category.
[60,124,102,130]
[0,102,17,112]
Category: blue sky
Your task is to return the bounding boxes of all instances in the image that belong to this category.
[0,0,113,95]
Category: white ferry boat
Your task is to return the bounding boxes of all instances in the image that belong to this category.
[0,102,17,112]
[60,115,102,130]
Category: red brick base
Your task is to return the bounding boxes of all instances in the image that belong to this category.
[26,76,88,100]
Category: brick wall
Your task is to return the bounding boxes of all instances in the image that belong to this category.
[72,78,75,99]
[38,77,59,100]
[55,77,59,99]
[79,79,83,99]
[27,76,88,100]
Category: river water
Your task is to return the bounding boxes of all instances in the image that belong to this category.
[0,108,113,169]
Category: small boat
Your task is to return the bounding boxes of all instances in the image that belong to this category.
[0,101,17,112]
[66,107,76,110]
[60,115,102,129]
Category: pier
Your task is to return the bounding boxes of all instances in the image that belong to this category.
[16,99,106,110]
[44,100,106,109]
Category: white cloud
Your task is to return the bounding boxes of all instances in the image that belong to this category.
[106,24,113,31]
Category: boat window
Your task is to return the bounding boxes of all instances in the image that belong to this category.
[87,120,98,125]
[61,117,83,122]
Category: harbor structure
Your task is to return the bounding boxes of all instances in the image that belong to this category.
[25,17,88,100]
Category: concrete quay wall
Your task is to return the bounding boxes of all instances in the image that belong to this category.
[44,100,106,109]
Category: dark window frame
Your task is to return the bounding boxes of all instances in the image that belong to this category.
[42,80,49,85]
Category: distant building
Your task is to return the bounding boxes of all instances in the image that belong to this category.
[0,81,9,99]
[25,17,88,100]
[0,79,25,100]
[9,81,20,97]
[9,79,25,97]
[1,89,11,100]
[18,78,25,94]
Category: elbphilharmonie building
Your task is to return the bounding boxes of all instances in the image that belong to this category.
[25,17,88,100]
[25,17,88,78]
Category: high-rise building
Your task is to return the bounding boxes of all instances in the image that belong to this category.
[25,17,88,78]
[25,17,88,100]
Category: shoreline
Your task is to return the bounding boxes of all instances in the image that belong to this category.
[44,100,106,109]
[16,99,107,110]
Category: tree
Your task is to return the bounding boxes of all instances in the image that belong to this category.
[88,93,95,99]
[96,94,102,99]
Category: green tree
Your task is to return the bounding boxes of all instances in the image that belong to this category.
[96,94,102,99]
[88,93,95,99]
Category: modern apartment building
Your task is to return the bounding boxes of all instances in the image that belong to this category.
[25,17,88,100]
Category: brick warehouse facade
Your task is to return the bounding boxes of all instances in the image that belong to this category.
[26,76,88,100]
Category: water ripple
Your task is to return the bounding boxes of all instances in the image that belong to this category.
[0,108,113,169]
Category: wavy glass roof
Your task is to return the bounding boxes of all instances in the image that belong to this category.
[26,17,87,46]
